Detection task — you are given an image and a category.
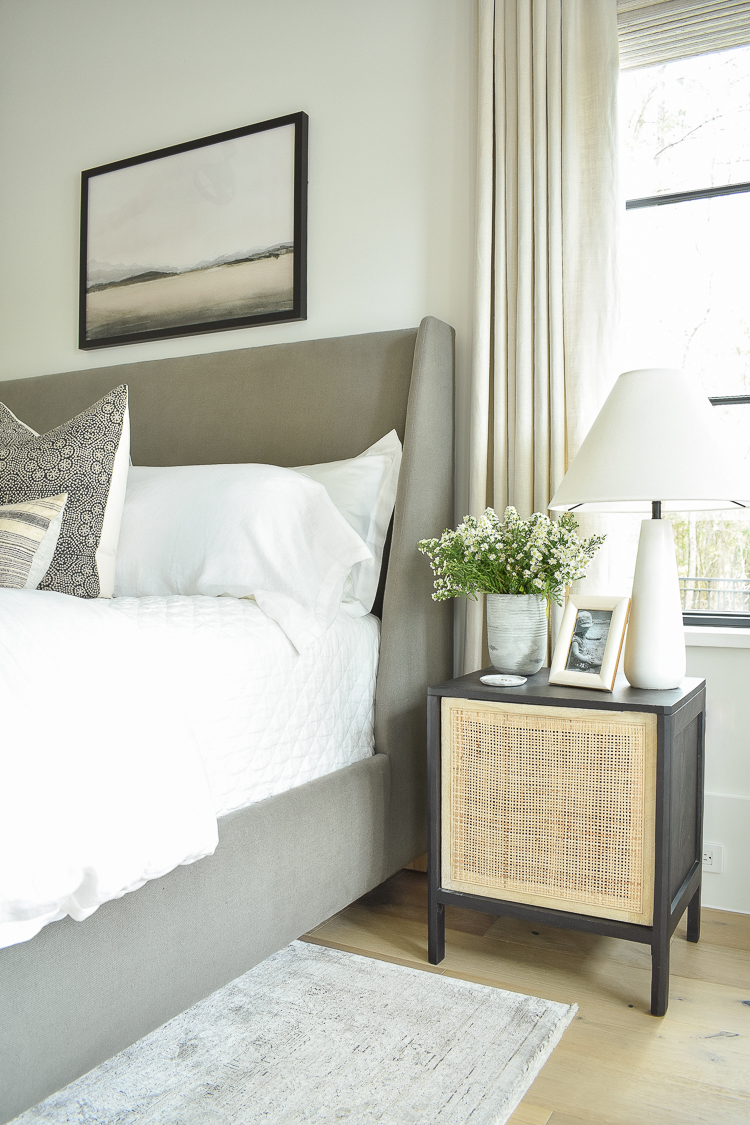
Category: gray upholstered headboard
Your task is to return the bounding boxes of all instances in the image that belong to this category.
[0,315,454,866]
[2,325,418,468]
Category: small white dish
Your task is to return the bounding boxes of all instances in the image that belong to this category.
[479,674,527,687]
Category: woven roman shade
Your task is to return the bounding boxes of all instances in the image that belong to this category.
[618,0,750,68]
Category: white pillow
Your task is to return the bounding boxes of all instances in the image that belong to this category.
[113,463,371,652]
[293,430,402,613]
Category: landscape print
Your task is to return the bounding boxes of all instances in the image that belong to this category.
[80,114,307,347]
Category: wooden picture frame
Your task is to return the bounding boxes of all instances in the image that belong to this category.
[79,112,308,349]
[549,594,631,692]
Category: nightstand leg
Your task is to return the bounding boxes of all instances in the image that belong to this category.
[428,898,445,965]
[650,930,670,1016]
[687,885,701,943]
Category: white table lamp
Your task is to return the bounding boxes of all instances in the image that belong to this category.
[549,368,748,689]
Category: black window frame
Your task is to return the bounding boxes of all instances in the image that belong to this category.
[625,181,750,629]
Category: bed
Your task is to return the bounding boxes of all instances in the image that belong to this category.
[0,316,454,1123]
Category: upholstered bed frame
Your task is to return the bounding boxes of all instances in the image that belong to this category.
[0,316,454,1122]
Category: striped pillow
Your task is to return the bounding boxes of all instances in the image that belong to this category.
[0,494,68,590]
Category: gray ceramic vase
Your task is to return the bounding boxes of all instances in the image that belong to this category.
[486,593,548,675]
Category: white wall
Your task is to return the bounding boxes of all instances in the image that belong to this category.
[0,0,476,385]
[685,632,750,914]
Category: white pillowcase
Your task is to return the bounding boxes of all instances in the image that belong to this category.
[293,430,402,614]
[114,463,372,652]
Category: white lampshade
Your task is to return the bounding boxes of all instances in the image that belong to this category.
[549,368,749,513]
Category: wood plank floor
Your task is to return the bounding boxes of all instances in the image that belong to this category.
[301,870,750,1125]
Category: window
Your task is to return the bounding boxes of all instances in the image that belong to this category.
[619,43,750,625]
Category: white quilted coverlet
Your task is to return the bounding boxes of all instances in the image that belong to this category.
[0,591,378,950]
[108,595,380,817]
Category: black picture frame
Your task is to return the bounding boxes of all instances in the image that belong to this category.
[79,112,308,349]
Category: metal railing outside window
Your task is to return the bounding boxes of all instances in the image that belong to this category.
[680,576,750,613]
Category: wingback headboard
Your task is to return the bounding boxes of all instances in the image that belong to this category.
[2,325,418,467]
[0,315,454,867]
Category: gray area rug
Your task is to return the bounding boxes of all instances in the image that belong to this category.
[15,941,576,1125]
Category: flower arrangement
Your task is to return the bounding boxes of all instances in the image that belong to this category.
[418,506,605,605]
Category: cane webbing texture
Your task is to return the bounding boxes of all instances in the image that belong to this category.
[441,699,656,924]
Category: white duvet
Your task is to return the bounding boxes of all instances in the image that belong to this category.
[0,590,379,950]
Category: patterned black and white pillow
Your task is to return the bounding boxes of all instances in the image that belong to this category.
[0,386,130,598]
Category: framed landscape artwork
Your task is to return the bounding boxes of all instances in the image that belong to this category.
[79,112,308,348]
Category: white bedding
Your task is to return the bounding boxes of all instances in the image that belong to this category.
[0,590,379,949]
[108,594,380,817]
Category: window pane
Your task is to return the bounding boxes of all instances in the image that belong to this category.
[619,48,750,615]
[619,193,750,398]
[619,197,750,609]
[672,510,750,612]
[620,45,750,199]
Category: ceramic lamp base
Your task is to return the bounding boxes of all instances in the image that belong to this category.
[624,518,686,690]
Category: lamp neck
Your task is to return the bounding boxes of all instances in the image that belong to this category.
[652,501,662,520]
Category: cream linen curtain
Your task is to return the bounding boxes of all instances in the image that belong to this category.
[462,0,620,673]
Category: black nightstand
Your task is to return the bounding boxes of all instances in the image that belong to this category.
[427,668,706,1016]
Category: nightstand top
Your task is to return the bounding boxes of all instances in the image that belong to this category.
[428,668,706,715]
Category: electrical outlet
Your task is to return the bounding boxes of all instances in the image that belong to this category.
[702,843,724,873]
